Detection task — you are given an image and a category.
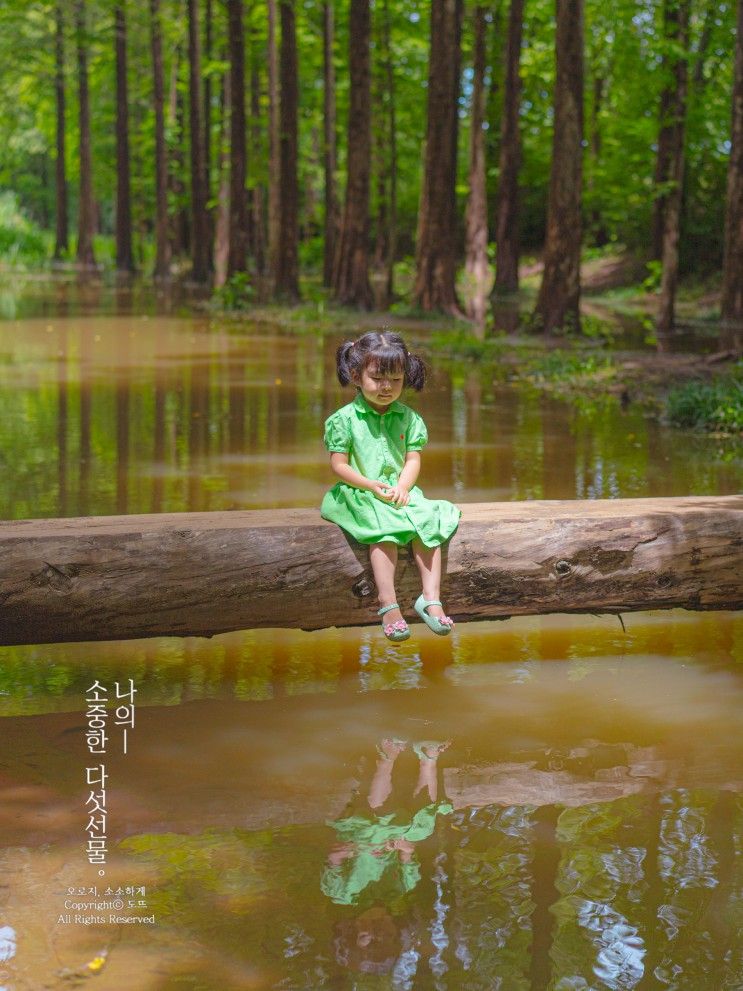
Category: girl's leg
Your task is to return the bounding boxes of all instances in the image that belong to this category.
[410,539,451,623]
[367,738,405,810]
[369,541,404,626]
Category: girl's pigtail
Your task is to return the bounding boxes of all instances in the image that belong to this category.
[405,353,427,391]
[336,341,356,386]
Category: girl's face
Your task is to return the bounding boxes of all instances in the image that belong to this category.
[355,362,404,413]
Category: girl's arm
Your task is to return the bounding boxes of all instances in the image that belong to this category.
[330,453,391,499]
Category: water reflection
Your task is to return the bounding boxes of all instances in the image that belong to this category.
[0,316,740,520]
[0,612,741,988]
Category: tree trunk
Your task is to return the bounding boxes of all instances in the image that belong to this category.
[332,0,373,308]
[322,2,339,287]
[169,51,190,258]
[274,0,300,300]
[187,0,211,282]
[267,0,280,280]
[214,67,231,286]
[203,0,213,205]
[721,0,743,353]
[1,497,741,646]
[493,0,524,294]
[532,0,583,334]
[249,34,266,276]
[413,0,464,315]
[114,3,134,272]
[227,0,248,276]
[464,5,489,327]
[652,0,681,261]
[656,0,690,348]
[382,0,397,302]
[75,0,96,268]
[150,0,170,278]
[54,1,68,260]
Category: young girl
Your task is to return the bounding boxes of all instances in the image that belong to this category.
[321,331,461,641]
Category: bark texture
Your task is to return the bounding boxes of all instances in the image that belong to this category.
[656,0,690,346]
[331,0,373,308]
[493,0,524,294]
[464,5,489,326]
[274,0,300,299]
[322,1,338,287]
[533,0,583,333]
[149,0,170,278]
[114,3,134,272]
[54,1,68,260]
[267,0,280,279]
[721,0,743,352]
[413,0,464,315]
[75,0,96,268]
[1,497,740,646]
[187,0,211,282]
[226,0,249,276]
[150,0,170,279]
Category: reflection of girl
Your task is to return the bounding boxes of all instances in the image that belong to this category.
[321,739,452,907]
[321,332,460,642]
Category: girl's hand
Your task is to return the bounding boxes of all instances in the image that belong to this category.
[381,483,410,507]
[371,481,394,501]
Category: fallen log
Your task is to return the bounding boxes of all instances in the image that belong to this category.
[0,496,741,646]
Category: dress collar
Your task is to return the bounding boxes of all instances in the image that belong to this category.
[352,391,404,417]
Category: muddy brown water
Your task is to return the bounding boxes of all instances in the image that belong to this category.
[0,303,742,990]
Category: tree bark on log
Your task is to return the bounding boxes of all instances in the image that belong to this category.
[0,497,740,647]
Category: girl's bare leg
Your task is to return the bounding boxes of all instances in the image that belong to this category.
[368,738,405,809]
[411,539,450,623]
[369,542,404,626]
[413,742,451,802]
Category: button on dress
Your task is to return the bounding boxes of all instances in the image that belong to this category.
[320,392,461,547]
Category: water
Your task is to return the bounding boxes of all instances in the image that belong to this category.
[0,284,741,989]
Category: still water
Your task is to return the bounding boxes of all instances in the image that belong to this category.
[0,293,742,989]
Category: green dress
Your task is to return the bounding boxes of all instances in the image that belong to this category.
[320,392,461,548]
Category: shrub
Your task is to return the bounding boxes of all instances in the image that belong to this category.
[667,369,743,433]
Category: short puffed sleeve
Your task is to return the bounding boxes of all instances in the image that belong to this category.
[405,410,428,451]
[323,411,352,453]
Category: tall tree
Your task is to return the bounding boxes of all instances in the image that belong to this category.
[187,0,211,282]
[226,0,248,276]
[464,5,489,326]
[721,0,743,352]
[332,0,373,308]
[274,0,299,299]
[54,0,68,260]
[114,2,134,272]
[533,0,584,334]
[249,30,266,275]
[493,0,524,294]
[380,0,397,302]
[656,0,691,346]
[149,0,170,278]
[267,0,280,278]
[75,0,96,268]
[322,2,339,288]
[413,0,464,314]
[652,0,683,260]
[214,67,231,286]
[203,0,213,202]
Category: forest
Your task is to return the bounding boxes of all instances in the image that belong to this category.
[0,0,742,353]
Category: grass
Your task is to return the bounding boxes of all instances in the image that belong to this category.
[666,365,743,434]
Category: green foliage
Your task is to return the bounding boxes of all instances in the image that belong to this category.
[666,366,743,433]
[210,272,255,311]
[0,191,49,263]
